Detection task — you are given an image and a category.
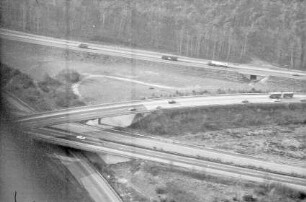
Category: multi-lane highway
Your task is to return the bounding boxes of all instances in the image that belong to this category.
[17,93,306,127]
[41,125,306,177]
[6,87,306,191]
[1,28,306,79]
[2,93,123,202]
[28,128,306,191]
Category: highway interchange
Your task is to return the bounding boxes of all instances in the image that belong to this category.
[2,28,306,200]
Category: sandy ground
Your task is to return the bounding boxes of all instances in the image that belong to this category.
[174,124,306,168]
[111,160,257,202]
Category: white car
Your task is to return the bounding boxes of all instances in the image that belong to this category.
[76,135,86,140]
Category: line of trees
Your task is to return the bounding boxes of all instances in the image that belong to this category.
[1,0,305,69]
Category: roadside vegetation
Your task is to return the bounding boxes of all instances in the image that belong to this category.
[130,103,306,136]
[1,63,85,111]
[38,69,85,108]
[1,62,51,111]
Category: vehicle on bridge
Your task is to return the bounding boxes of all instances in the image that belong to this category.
[269,92,282,99]
[282,92,294,99]
[76,135,86,140]
[208,60,229,68]
[78,43,89,49]
[161,55,178,61]
[269,92,294,99]
[168,100,176,104]
[128,107,137,111]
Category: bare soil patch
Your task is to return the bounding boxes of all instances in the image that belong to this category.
[110,160,305,202]
[176,125,306,167]
[130,103,306,167]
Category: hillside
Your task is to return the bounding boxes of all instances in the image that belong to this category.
[0,63,85,111]
[1,0,306,69]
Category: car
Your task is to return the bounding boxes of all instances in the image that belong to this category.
[76,135,86,140]
[292,74,301,76]
[282,92,294,99]
[161,55,178,61]
[269,92,282,99]
[274,99,281,103]
[242,100,249,104]
[300,99,306,103]
[78,43,89,49]
[128,108,136,111]
[168,100,176,104]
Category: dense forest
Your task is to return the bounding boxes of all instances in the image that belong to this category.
[1,0,306,69]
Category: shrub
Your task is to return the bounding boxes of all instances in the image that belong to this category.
[156,187,167,195]
[56,69,81,83]
[242,194,257,202]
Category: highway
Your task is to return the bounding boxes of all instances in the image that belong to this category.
[2,93,122,202]
[28,128,306,191]
[3,27,306,193]
[17,93,306,128]
[37,125,306,178]
[1,28,306,79]
[56,151,122,202]
[3,91,35,115]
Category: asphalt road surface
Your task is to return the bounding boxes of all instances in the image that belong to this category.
[17,94,306,127]
[56,151,122,202]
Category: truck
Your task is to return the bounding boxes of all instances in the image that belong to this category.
[269,92,294,99]
[208,60,229,68]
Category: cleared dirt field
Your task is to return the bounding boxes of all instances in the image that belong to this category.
[109,160,305,202]
[175,125,306,168]
[111,160,253,202]
[130,103,306,167]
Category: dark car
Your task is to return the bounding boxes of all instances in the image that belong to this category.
[128,108,137,111]
[161,55,178,61]
[242,100,249,104]
[168,100,176,104]
[78,43,89,49]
